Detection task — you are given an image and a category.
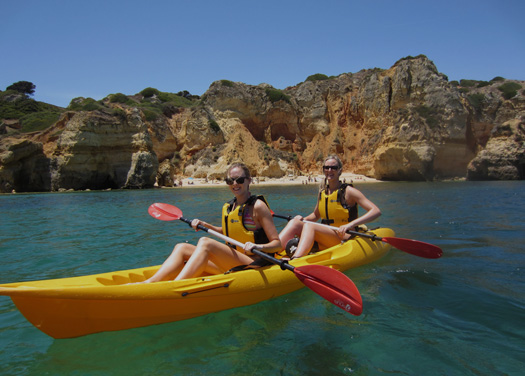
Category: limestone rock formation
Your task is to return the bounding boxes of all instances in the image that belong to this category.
[467,118,525,180]
[0,108,158,192]
[464,80,525,180]
[49,108,158,190]
[0,138,50,192]
[175,57,477,181]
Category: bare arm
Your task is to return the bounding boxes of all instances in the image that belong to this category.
[303,202,321,222]
[338,186,381,234]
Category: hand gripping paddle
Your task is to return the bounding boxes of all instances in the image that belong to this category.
[148,203,363,316]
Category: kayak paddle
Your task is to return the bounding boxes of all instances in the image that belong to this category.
[148,202,363,316]
[272,213,442,259]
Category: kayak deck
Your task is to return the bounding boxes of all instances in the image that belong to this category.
[0,228,394,338]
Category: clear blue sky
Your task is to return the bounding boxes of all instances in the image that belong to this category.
[1,0,523,108]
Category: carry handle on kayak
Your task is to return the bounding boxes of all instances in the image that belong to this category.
[148,202,363,316]
[272,213,443,259]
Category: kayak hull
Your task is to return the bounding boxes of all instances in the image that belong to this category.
[0,228,394,338]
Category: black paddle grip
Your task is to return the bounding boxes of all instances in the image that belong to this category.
[179,216,210,233]
[272,213,293,221]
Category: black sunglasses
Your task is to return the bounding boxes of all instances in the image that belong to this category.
[323,165,340,171]
[225,176,247,185]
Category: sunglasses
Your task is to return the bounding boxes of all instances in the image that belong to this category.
[225,176,248,185]
[323,165,340,171]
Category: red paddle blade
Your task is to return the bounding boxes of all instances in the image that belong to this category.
[148,203,182,221]
[382,237,443,259]
[294,265,363,316]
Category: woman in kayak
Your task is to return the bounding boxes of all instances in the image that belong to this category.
[142,163,281,282]
[279,155,381,259]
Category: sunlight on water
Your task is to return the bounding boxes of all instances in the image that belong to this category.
[1,181,524,375]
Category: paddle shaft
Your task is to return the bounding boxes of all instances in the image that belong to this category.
[178,217,294,271]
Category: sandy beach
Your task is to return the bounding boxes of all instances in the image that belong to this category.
[169,172,380,188]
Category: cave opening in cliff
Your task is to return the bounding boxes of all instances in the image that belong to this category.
[518,162,525,180]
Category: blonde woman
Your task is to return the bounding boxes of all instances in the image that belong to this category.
[279,155,381,258]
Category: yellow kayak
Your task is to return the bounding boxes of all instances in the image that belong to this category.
[0,228,394,338]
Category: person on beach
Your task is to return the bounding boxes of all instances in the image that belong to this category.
[279,155,381,259]
[141,163,282,282]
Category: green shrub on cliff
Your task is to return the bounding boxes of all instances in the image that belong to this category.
[0,97,36,119]
[415,105,439,128]
[265,88,291,104]
[459,79,478,88]
[140,87,161,98]
[138,93,194,121]
[141,108,162,121]
[468,93,486,112]
[157,92,195,106]
[20,111,62,132]
[109,93,135,105]
[220,80,234,87]
[396,54,429,63]
[209,119,220,133]
[498,82,522,99]
[458,79,494,90]
[476,81,490,88]
[0,91,63,132]
[306,73,330,82]
[68,97,105,111]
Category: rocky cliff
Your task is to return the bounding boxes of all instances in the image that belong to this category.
[1,108,158,192]
[1,55,523,193]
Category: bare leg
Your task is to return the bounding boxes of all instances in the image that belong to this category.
[144,243,195,282]
[293,222,343,258]
[144,242,222,283]
[175,237,253,280]
[279,218,304,246]
[293,222,317,258]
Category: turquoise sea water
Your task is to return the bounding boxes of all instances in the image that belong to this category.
[0,181,524,375]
